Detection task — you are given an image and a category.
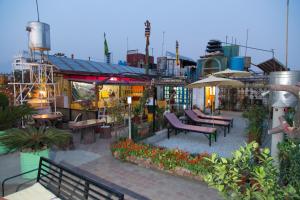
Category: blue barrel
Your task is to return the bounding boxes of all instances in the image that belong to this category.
[230,56,244,71]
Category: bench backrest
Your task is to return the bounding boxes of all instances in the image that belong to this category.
[37,157,124,200]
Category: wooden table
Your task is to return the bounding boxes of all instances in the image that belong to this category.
[69,119,105,144]
[32,113,63,126]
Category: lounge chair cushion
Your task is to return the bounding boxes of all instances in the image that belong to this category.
[185,110,230,126]
[193,109,233,122]
[165,113,216,134]
[5,183,61,200]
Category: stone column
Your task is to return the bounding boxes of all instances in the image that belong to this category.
[271,107,285,164]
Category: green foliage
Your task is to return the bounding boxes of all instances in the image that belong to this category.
[0,126,71,152]
[0,104,35,131]
[107,99,125,125]
[133,104,142,117]
[0,93,9,109]
[204,142,298,200]
[284,108,295,126]
[155,106,166,130]
[278,139,300,196]
[242,105,267,143]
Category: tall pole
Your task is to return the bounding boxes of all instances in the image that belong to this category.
[145,20,151,75]
[285,0,289,69]
[245,29,249,56]
[162,31,165,56]
[128,103,131,139]
[126,36,128,54]
[35,0,40,22]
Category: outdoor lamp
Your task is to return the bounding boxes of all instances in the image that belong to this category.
[127,96,132,104]
[127,96,132,139]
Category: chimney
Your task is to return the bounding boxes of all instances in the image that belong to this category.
[71,54,74,59]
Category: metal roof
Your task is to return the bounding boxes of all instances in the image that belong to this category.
[256,58,287,74]
[166,51,196,64]
[48,55,146,75]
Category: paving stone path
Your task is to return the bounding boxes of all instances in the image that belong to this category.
[76,138,221,200]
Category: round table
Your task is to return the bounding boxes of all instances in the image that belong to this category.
[32,113,63,127]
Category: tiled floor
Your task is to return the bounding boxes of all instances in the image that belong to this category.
[155,111,247,157]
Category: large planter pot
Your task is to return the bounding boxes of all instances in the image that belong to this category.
[20,149,49,179]
[0,131,8,155]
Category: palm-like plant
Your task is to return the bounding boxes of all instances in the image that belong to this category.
[0,104,35,131]
[0,126,71,152]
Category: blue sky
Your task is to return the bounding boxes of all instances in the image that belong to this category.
[0,0,299,72]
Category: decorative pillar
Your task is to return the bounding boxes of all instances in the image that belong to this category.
[271,107,285,164]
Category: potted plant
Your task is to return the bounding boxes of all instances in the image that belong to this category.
[107,99,126,138]
[242,105,267,144]
[0,95,35,154]
[132,104,142,124]
[0,126,71,179]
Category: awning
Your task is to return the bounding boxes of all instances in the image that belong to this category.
[63,74,150,85]
[256,58,287,74]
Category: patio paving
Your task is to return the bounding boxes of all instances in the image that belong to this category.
[0,132,221,200]
[153,111,247,157]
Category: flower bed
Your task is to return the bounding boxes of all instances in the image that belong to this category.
[111,139,211,181]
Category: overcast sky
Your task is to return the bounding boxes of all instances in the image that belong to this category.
[0,0,299,72]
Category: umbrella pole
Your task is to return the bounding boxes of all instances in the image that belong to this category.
[227,89,229,111]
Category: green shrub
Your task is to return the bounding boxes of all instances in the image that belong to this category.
[0,93,9,109]
[278,139,300,196]
[242,105,267,143]
[0,126,71,152]
[204,142,298,200]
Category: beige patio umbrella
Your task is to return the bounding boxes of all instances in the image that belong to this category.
[213,69,250,110]
[186,75,243,115]
[213,68,251,78]
[186,75,243,89]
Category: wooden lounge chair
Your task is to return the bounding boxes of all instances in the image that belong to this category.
[164,113,217,146]
[185,110,230,137]
[193,109,233,127]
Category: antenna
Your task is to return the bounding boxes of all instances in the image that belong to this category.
[162,31,165,56]
[245,29,249,56]
[35,0,40,22]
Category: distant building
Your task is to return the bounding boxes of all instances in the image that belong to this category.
[157,51,196,77]
[126,50,154,69]
[155,52,196,110]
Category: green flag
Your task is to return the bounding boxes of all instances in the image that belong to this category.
[104,33,109,56]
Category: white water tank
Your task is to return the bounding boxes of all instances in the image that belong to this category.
[26,21,51,51]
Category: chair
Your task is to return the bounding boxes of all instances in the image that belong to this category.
[193,109,233,127]
[68,113,83,130]
[185,110,230,137]
[98,107,108,123]
[164,113,217,146]
[54,111,63,128]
